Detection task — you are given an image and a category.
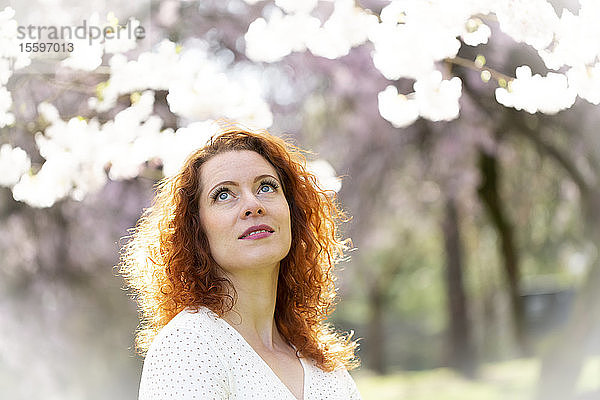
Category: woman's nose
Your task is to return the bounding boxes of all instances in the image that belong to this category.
[240,193,264,218]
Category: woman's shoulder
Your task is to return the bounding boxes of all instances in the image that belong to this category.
[169,305,220,330]
[148,306,223,350]
[302,359,362,399]
[139,306,232,398]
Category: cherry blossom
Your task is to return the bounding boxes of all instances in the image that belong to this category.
[305,0,378,59]
[378,71,462,127]
[495,66,576,114]
[0,7,30,128]
[0,144,30,187]
[12,92,163,207]
[241,0,599,127]
[62,37,104,71]
[0,7,31,73]
[461,18,491,46]
[369,0,477,81]
[378,86,419,128]
[538,2,600,70]
[414,72,462,122]
[103,18,141,54]
[307,159,342,193]
[90,39,272,127]
[157,121,217,177]
[91,40,180,112]
[245,0,375,61]
[567,64,600,105]
[166,50,273,128]
[0,86,15,127]
[12,158,80,207]
[245,10,320,62]
[61,13,105,72]
[494,0,558,50]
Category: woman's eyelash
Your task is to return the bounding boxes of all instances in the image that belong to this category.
[210,187,230,201]
[210,179,280,202]
[260,178,280,190]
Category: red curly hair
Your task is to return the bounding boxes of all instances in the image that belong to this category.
[119,124,359,372]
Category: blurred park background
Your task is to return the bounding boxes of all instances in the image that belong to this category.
[1,0,600,399]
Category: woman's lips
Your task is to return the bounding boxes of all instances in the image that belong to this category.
[239,224,274,239]
[239,230,273,240]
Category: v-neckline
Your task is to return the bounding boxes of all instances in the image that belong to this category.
[214,311,307,400]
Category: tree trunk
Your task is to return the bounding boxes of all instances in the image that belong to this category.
[477,150,528,355]
[442,195,477,378]
[367,281,386,374]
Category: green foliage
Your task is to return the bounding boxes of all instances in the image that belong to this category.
[354,356,600,399]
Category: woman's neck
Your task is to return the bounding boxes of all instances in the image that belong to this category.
[221,264,283,351]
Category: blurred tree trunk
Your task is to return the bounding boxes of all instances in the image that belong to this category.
[364,257,404,374]
[477,149,528,355]
[367,279,386,374]
[442,195,477,378]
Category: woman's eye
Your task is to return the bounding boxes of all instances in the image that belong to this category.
[217,191,230,200]
[259,184,275,193]
[211,189,232,202]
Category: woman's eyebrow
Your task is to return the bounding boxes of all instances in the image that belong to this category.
[207,174,280,195]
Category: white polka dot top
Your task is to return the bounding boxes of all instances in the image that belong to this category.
[138,306,362,400]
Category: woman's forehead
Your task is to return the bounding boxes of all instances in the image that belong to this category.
[200,150,279,189]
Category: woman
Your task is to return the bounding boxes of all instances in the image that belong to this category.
[120,124,361,399]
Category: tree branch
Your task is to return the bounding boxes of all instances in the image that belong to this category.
[508,113,591,195]
[445,56,513,84]
[461,75,591,195]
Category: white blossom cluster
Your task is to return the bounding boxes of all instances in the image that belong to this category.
[379,72,462,128]
[567,64,600,105]
[0,8,32,198]
[3,100,342,207]
[92,40,273,128]
[0,7,31,127]
[495,66,576,114]
[307,159,342,193]
[243,0,600,126]
[537,0,600,106]
[0,144,30,187]
[12,92,156,207]
[372,0,570,124]
[538,0,600,69]
[368,0,486,125]
[61,13,140,71]
[0,21,341,208]
[495,0,558,51]
[90,40,179,112]
[372,0,600,122]
[245,0,378,61]
[369,0,491,81]
[7,93,222,207]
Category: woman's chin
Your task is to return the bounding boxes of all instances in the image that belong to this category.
[216,257,277,272]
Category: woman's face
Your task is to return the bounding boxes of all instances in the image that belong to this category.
[198,150,292,273]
